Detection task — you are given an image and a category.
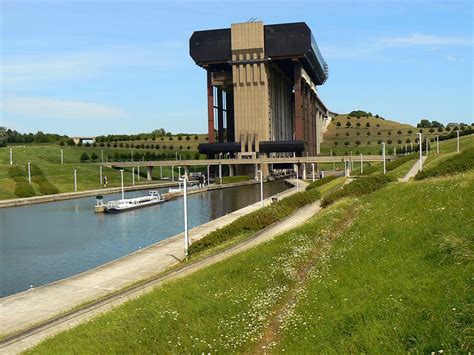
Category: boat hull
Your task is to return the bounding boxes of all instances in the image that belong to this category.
[104,199,165,214]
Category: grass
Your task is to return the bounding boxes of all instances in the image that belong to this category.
[321,114,456,155]
[415,147,474,180]
[27,170,473,353]
[0,144,197,199]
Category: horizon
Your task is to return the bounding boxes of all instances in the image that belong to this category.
[1,0,473,136]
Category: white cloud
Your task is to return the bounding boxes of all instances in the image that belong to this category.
[1,43,188,88]
[446,55,464,62]
[377,33,473,48]
[1,95,129,119]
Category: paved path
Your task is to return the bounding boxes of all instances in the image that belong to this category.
[399,156,428,182]
[0,180,304,341]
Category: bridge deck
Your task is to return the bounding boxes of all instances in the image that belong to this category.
[100,155,397,168]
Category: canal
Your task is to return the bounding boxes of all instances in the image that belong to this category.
[0,181,289,297]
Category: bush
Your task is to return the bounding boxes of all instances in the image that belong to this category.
[305,176,339,191]
[336,122,342,127]
[415,148,474,180]
[366,122,371,128]
[346,122,352,127]
[67,138,76,146]
[14,180,36,198]
[321,174,394,207]
[188,187,321,255]
[80,152,90,162]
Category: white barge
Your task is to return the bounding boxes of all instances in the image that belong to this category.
[95,191,165,213]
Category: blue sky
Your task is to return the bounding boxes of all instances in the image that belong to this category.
[1,0,472,136]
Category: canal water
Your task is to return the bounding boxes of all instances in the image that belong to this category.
[0,181,289,297]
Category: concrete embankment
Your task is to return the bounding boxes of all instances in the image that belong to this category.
[0,180,301,340]
[0,179,262,208]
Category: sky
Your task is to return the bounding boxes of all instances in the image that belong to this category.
[0,0,472,136]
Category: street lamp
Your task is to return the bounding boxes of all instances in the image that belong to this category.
[120,169,124,200]
[457,130,460,153]
[417,133,422,172]
[311,163,315,182]
[360,154,363,174]
[382,142,386,174]
[257,170,264,207]
[183,177,189,256]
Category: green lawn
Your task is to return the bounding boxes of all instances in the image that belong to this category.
[27,166,472,353]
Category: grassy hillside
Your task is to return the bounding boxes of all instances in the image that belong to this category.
[321,113,460,156]
[28,155,473,353]
[0,143,202,199]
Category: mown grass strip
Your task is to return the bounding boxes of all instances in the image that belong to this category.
[321,174,394,207]
[305,175,339,191]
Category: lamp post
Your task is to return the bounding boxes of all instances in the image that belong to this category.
[382,142,386,174]
[132,167,135,186]
[61,149,64,164]
[120,169,124,201]
[457,130,460,153]
[418,133,423,172]
[219,163,222,184]
[295,164,299,191]
[311,163,315,182]
[425,138,429,156]
[101,150,104,163]
[74,169,77,192]
[100,166,103,185]
[360,154,363,174]
[207,164,210,187]
[9,147,12,165]
[172,166,174,181]
[183,177,189,256]
[436,135,439,154]
[28,162,31,183]
[257,170,264,207]
[178,166,182,180]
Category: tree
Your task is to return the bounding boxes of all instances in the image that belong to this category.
[376,123,380,127]
[344,141,350,146]
[186,135,191,141]
[80,152,90,162]
[336,121,342,127]
[387,139,392,144]
[345,132,350,136]
[187,145,191,150]
[437,127,444,132]
[419,119,431,128]
[59,140,65,146]
[346,122,352,127]
[194,135,199,140]
[397,130,402,134]
[408,129,413,134]
[355,140,361,145]
[356,122,361,127]
[0,127,7,147]
[366,122,371,128]
[178,135,183,141]
[91,152,99,161]
[367,131,371,136]
[67,138,76,146]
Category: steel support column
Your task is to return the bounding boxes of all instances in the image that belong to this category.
[207,71,215,143]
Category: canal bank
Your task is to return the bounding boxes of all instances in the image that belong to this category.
[0,179,267,208]
[0,180,303,340]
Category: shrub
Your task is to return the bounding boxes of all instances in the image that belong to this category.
[356,140,361,145]
[344,141,350,146]
[186,135,191,141]
[305,176,339,191]
[387,139,392,144]
[346,122,352,127]
[188,187,321,254]
[67,138,76,146]
[367,132,371,136]
[366,122,371,128]
[14,180,36,198]
[408,129,413,134]
[415,148,474,180]
[376,124,380,127]
[194,135,199,140]
[356,122,361,127]
[91,152,99,161]
[336,122,342,127]
[345,132,349,136]
[80,152,90,162]
[321,174,394,207]
[356,132,360,136]
[334,142,338,146]
[397,130,402,134]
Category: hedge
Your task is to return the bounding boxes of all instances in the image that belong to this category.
[415,148,474,180]
[31,164,60,195]
[321,174,394,207]
[9,166,36,198]
[188,187,321,255]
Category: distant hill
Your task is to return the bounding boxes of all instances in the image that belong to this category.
[321,113,459,155]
